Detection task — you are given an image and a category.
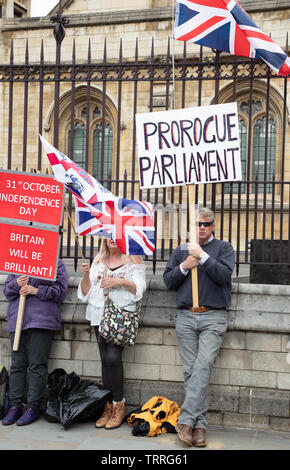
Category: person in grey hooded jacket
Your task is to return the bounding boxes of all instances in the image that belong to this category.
[1,259,68,426]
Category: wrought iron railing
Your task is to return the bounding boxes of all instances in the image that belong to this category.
[0,2,289,281]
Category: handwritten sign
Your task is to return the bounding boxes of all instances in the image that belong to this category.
[0,171,63,225]
[0,223,60,280]
[136,102,242,189]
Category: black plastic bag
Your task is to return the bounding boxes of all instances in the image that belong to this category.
[0,365,9,420]
[45,368,112,429]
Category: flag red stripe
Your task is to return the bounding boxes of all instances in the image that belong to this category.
[243,30,273,43]
[177,16,225,42]
[186,0,226,8]
[134,230,155,252]
[234,24,252,57]
[278,60,290,76]
[47,152,60,166]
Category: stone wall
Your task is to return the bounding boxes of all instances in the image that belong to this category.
[0,274,290,432]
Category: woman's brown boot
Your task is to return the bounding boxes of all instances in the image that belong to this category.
[105,401,126,429]
[95,401,113,428]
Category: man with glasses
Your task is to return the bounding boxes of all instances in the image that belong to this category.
[163,207,235,447]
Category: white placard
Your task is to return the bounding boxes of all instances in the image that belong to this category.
[136,102,242,189]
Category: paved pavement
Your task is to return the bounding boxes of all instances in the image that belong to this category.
[0,416,289,454]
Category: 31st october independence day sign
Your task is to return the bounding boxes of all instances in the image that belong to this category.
[0,171,64,280]
[136,102,242,189]
[0,171,63,225]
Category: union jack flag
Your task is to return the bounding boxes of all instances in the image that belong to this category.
[174,0,290,76]
[75,198,155,256]
[40,136,155,256]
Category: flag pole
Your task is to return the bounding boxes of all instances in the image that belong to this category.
[171,0,176,109]
[188,185,199,308]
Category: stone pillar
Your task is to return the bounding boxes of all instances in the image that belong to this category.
[3,0,14,19]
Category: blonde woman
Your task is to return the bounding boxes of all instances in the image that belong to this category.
[77,238,146,429]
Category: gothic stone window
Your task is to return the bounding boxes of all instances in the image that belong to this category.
[68,104,113,186]
[225,98,277,194]
[216,78,286,199]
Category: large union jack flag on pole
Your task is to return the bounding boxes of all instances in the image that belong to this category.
[40,136,155,256]
[174,0,290,76]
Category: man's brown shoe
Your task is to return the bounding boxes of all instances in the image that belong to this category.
[175,423,194,446]
[192,427,207,447]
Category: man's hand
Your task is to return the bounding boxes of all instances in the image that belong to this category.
[181,255,199,271]
[17,276,29,287]
[20,285,38,296]
[188,243,205,260]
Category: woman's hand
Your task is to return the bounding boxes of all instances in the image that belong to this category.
[80,262,91,296]
[81,262,90,277]
[101,277,136,293]
[20,284,38,296]
[101,277,122,290]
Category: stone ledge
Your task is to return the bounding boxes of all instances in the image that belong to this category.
[232,310,290,333]
[235,283,290,296]
[1,8,172,31]
[1,279,290,334]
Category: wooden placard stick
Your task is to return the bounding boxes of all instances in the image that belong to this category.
[12,294,26,351]
[188,185,199,308]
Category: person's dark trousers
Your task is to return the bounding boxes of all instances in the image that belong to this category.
[94,327,124,402]
[9,328,54,411]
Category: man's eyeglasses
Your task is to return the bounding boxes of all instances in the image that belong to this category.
[196,221,213,227]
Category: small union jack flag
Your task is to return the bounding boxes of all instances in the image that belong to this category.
[40,136,155,256]
[75,198,155,256]
[174,0,290,77]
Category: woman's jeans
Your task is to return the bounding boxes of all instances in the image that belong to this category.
[176,309,228,430]
[9,328,54,411]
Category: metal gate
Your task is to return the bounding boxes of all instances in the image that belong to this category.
[0,10,289,280]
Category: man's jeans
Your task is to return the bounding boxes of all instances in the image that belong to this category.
[176,309,228,430]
